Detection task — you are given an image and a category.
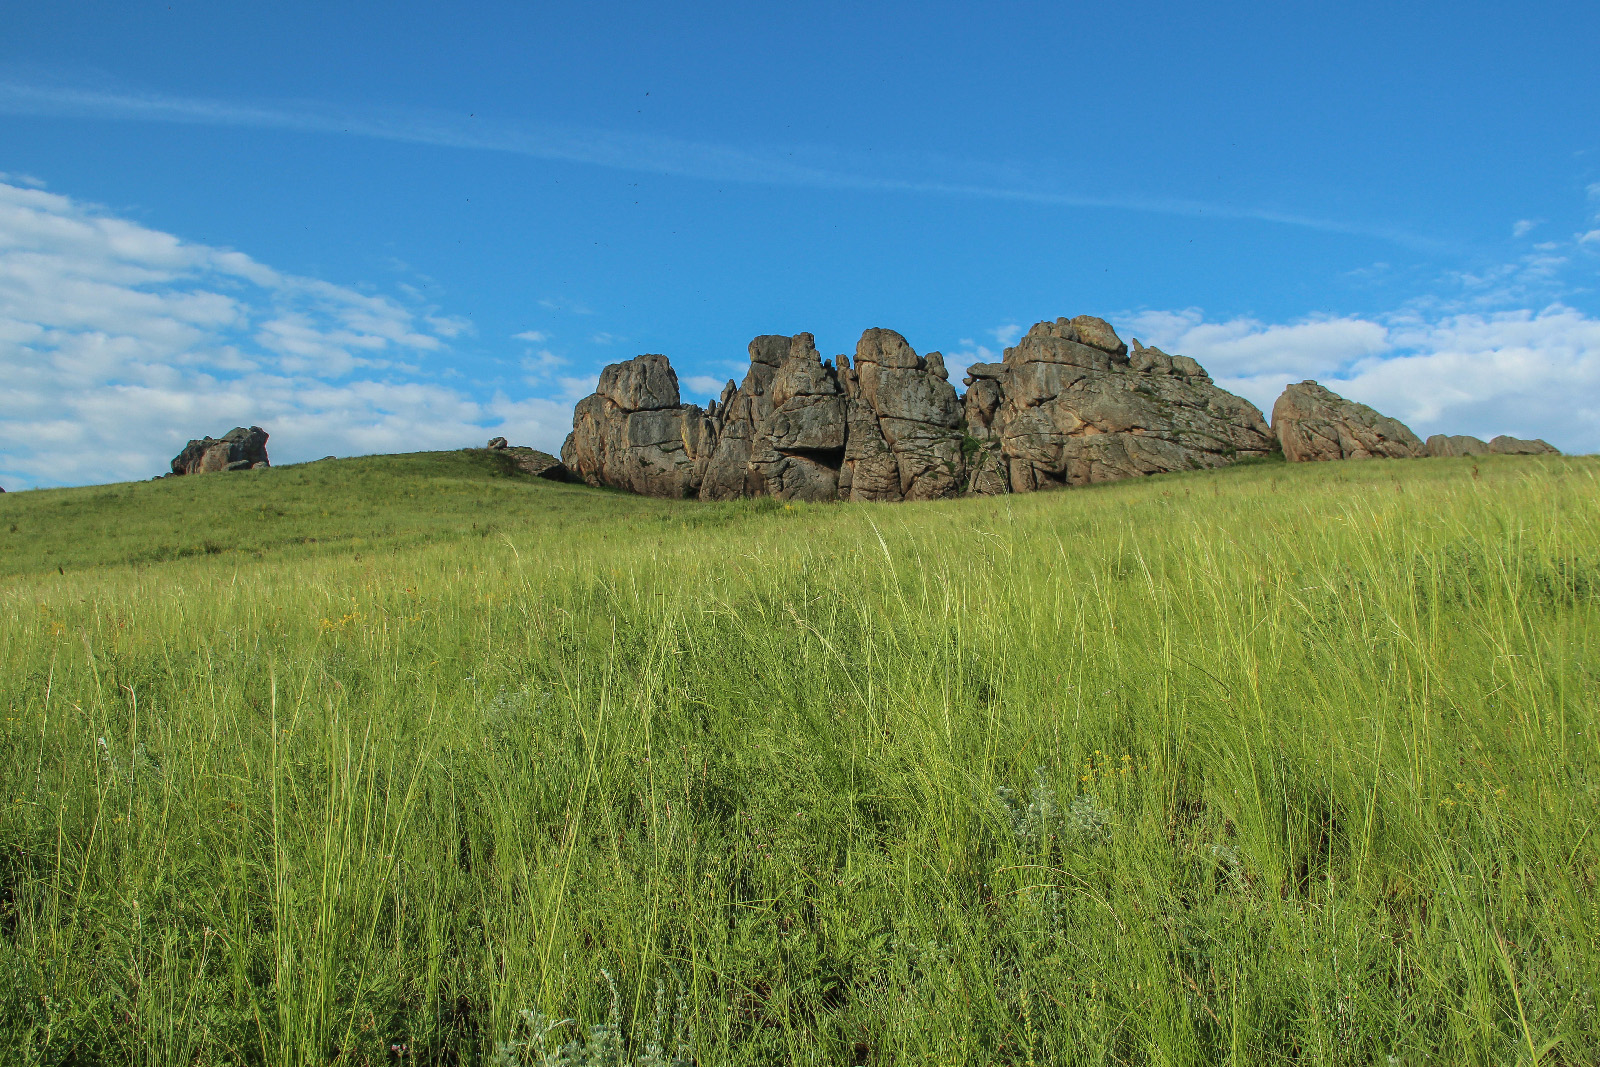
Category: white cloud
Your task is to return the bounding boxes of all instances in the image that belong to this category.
[555,375,599,403]
[1513,218,1540,237]
[590,331,618,345]
[0,179,575,490]
[1124,309,1390,381]
[1114,305,1598,453]
[683,374,726,401]
[520,347,568,385]
[512,329,548,343]
[989,323,1022,347]
[1579,230,1600,246]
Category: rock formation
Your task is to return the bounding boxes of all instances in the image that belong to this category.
[1425,434,1490,457]
[560,320,1565,502]
[1271,382,1423,462]
[170,426,270,475]
[1488,435,1559,455]
[487,436,509,450]
[563,318,1275,501]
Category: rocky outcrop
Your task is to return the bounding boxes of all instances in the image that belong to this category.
[487,436,509,450]
[1271,382,1423,462]
[564,319,1275,501]
[969,319,1275,491]
[1426,434,1490,457]
[560,354,717,498]
[695,329,965,502]
[171,426,270,475]
[562,317,1561,502]
[1489,435,1559,455]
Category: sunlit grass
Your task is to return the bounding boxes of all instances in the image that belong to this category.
[1,451,1597,1064]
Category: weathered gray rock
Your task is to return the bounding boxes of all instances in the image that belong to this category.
[1489,435,1559,455]
[501,447,570,480]
[700,335,789,500]
[1070,315,1128,357]
[171,426,270,476]
[560,355,716,498]
[970,322,1274,492]
[1271,382,1423,462]
[1425,434,1489,457]
[745,333,849,502]
[845,329,964,501]
[487,436,509,450]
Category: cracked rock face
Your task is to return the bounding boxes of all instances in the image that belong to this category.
[171,426,270,475]
[841,329,964,501]
[1272,381,1423,462]
[560,354,716,498]
[694,329,964,502]
[968,318,1275,492]
[702,333,850,502]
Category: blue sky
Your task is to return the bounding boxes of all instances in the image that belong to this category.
[2,0,1598,488]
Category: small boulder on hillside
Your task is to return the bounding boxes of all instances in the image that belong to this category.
[1426,434,1489,457]
[502,447,570,480]
[171,426,270,476]
[1271,382,1423,462]
[487,436,509,450]
[1488,435,1559,455]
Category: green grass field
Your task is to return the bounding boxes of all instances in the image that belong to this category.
[2,451,1597,1066]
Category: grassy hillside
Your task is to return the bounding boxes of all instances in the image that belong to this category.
[1,452,1597,1065]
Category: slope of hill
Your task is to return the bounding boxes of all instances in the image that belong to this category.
[1,452,1596,1064]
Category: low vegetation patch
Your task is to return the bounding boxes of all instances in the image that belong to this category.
[0,452,1596,1065]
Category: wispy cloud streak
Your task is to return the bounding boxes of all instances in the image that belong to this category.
[0,78,1442,249]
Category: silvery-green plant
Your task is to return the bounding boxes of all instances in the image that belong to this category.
[1066,793,1113,844]
[995,766,1062,849]
[488,974,692,1067]
[996,767,1112,851]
